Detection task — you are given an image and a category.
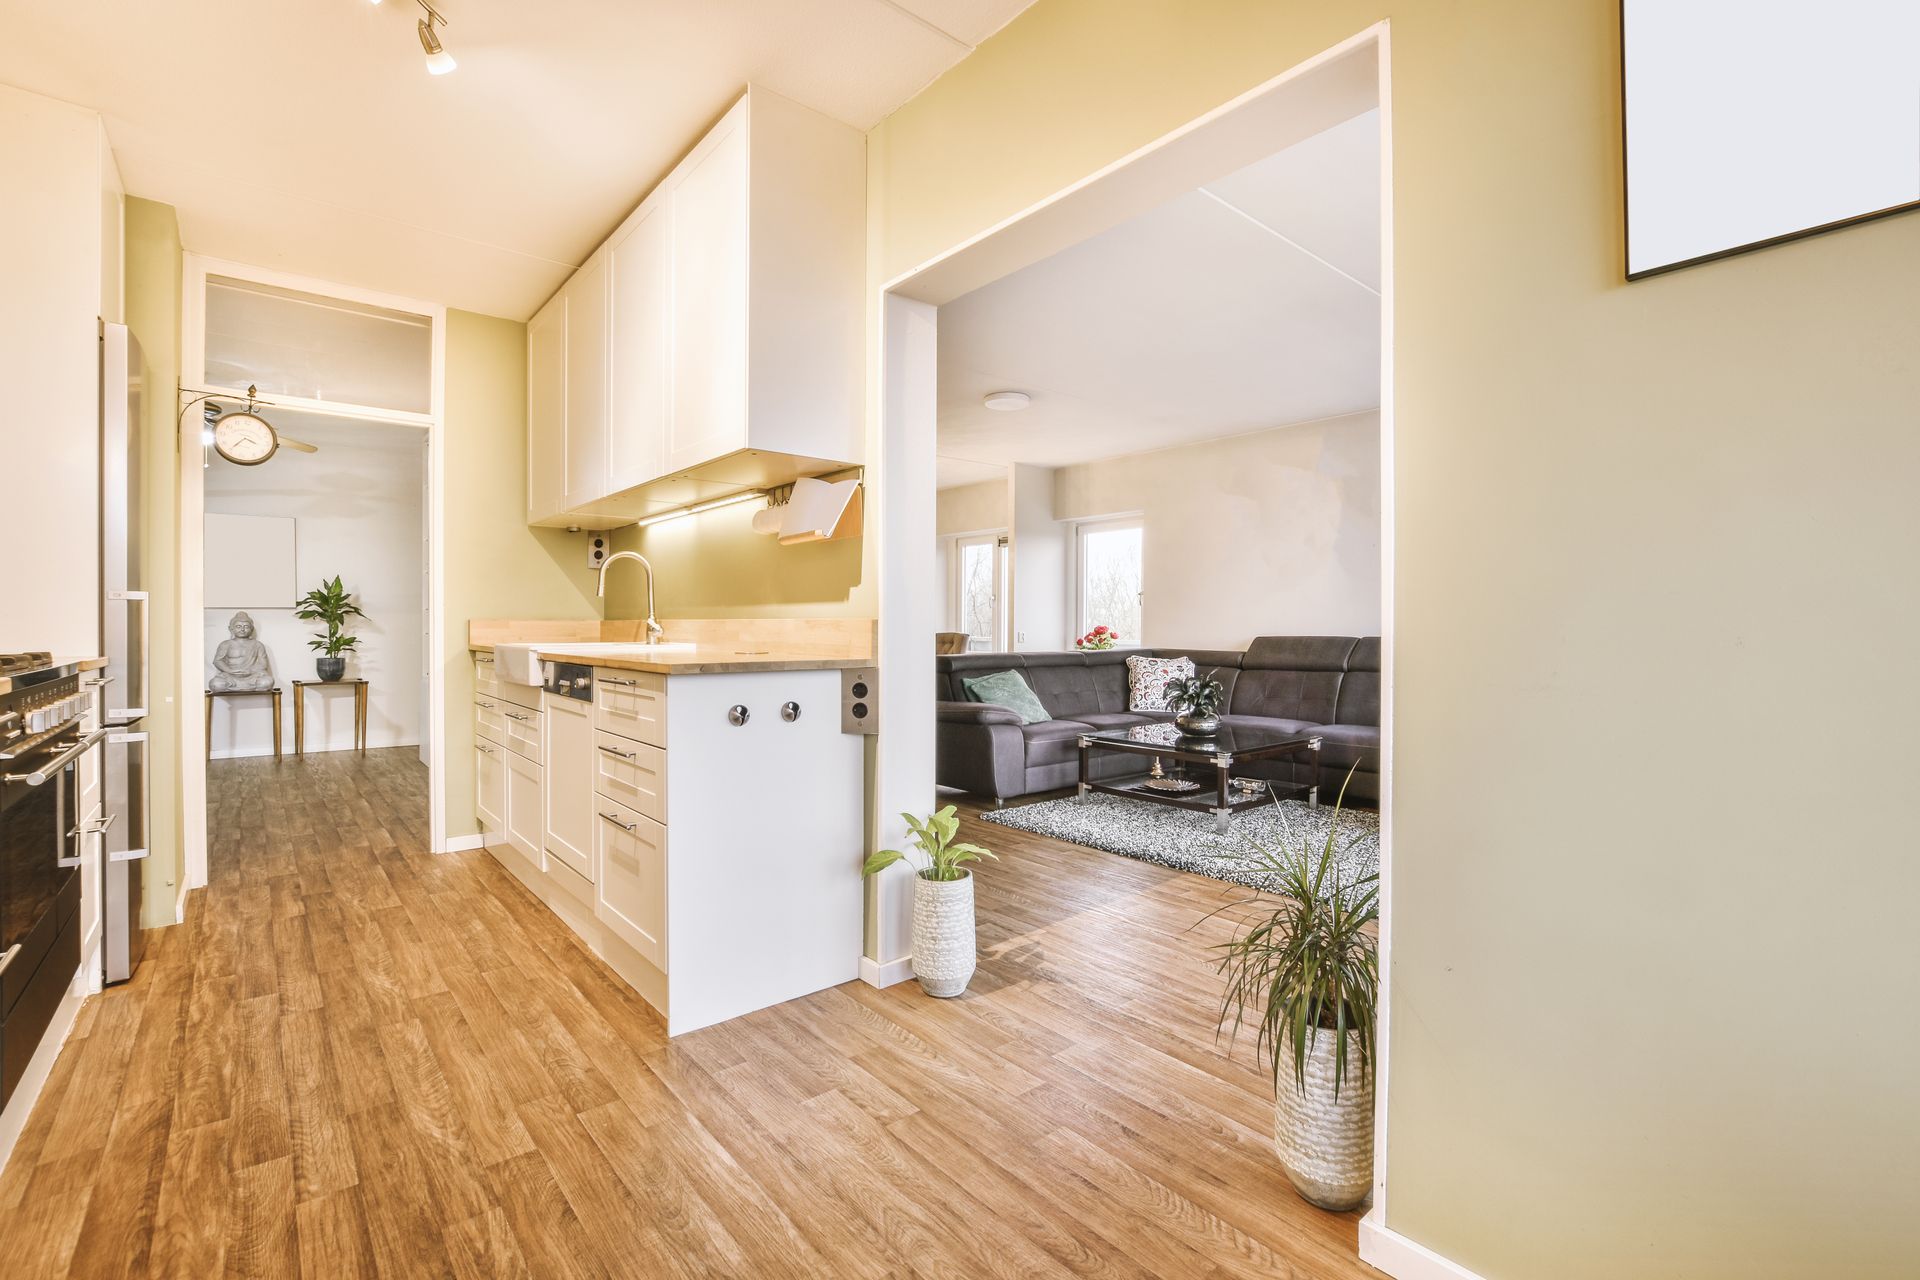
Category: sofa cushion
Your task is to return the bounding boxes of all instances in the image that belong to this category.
[1232,636,1357,724]
[961,669,1050,725]
[1312,722,1381,773]
[1074,712,1161,730]
[1124,654,1194,711]
[1219,714,1323,740]
[1020,719,1095,768]
[1022,654,1108,720]
[1078,649,1142,713]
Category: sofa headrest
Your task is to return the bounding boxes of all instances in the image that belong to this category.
[1241,636,1361,672]
[1345,636,1381,673]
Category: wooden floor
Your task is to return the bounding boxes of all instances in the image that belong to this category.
[0,749,1377,1279]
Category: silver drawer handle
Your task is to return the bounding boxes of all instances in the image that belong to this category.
[475,655,494,664]
[599,676,638,687]
[476,744,493,754]
[598,745,636,760]
[84,675,115,689]
[598,811,637,832]
[476,699,496,709]
[4,727,107,785]
[504,711,530,722]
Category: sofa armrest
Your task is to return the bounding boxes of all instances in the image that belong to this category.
[936,700,1023,727]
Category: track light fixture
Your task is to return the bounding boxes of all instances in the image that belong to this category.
[416,0,456,75]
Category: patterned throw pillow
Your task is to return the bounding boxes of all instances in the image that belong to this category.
[960,669,1052,725]
[1126,655,1195,712]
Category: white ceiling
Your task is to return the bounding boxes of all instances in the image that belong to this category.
[0,0,1035,320]
[935,108,1380,485]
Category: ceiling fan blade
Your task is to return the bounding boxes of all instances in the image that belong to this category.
[277,435,320,454]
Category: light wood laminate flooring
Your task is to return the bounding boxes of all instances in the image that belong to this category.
[0,750,1376,1278]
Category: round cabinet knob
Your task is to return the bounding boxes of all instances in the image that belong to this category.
[727,705,750,726]
[780,701,800,722]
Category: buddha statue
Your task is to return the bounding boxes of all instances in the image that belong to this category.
[210,611,275,691]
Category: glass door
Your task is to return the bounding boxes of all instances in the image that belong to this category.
[954,533,1008,652]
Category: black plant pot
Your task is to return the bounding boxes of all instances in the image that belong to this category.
[316,656,346,682]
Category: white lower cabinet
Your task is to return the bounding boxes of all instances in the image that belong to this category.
[475,663,861,1038]
[593,798,665,968]
[503,746,543,864]
[475,741,505,832]
[542,694,594,882]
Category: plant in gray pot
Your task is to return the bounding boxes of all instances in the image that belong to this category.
[294,574,364,682]
[1211,775,1378,1211]
[1167,670,1226,736]
[863,805,997,998]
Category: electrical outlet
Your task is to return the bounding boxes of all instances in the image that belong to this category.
[586,535,608,570]
[1016,631,1027,644]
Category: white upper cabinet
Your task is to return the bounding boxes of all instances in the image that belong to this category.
[526,291,566,524]
[526,86,864,529]
[668,107,750,472]
[605,193,670,494]
[562,250,609,510]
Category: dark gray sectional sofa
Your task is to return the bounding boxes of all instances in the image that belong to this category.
[935,636,1380,806]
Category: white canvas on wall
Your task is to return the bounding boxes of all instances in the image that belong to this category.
[204,512,296,608]
[1623,0,1920,278]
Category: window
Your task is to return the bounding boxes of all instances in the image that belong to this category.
[954,533,1008,651]
[1076,517,1143,645]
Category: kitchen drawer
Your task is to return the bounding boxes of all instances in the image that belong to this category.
[594,797,665,969]
[501,704,542,762]
[474,697,509,747]
[593,730,666,823]
[594,669,665,746]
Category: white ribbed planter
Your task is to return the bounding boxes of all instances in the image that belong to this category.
[1273,1029,1374,1212]
[910,871,975,998]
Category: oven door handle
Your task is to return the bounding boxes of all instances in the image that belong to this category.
[3,727,107,786]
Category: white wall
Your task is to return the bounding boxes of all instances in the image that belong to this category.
[0,85,119,655]
[203,415,424,756]
[1054,413,1380,649]
[1008,462,1071,650]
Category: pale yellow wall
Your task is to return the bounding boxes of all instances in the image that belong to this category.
[441,309,601,839]
[935,478,1009,535]
[1054,415,1381,648]
[605,509,868,621]
[123,197,184,926]
[872,3,1920,1278]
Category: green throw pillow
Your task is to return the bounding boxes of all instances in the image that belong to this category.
[960,669,1051,725]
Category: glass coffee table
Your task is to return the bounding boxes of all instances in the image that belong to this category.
[1076,721,1322,834]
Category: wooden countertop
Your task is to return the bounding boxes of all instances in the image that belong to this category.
[0,655,106,696]
[468,618,873,677]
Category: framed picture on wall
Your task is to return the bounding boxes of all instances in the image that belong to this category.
[1622,0,1920,279]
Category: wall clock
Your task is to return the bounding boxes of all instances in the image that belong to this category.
[213,411,279,466]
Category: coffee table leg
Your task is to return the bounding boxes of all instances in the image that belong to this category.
[1308,736,1322,809]
[1213,755,1231,834]
[1076,736,1090,803]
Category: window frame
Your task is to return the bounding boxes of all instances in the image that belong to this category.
[951,530,1009,652]
[1074,514,1145,644]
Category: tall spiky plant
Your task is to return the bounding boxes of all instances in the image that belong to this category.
[1210,773,1378,1100]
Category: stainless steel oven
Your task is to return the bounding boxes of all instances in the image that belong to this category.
[0,663,98,1109]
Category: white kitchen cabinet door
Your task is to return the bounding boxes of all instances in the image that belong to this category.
[595,800,665,969]
[475,741,505,832]
[605,194,670,495]
[503,746,543,865]
[542,695,594,883]
[563,250,608,509]
[667,104,749,472]
[501,704,543,762]
[526,292,567,523]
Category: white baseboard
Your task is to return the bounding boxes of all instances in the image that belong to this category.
[859,954,914,988]
[442,833,487,853]
[1360,1209,1488,1280]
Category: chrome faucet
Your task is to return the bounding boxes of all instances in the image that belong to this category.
[597,550,665,643]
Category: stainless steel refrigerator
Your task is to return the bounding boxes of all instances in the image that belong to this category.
[99,321,149,985]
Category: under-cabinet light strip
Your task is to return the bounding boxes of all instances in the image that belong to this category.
[633,489,768,528]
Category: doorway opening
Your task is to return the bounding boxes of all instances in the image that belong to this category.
[178,261,448,900]
[876,20,1396,1250]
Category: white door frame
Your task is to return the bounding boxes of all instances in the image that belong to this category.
[178,254,449,901]
[869,18,1399,1248]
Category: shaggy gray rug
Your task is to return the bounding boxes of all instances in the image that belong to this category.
[980,793,1379,897]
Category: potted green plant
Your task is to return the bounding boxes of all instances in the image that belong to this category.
[863,805,997,997]
[294,575,364,682]
[1212,779,1378,1211]
[1167,670,1226,735]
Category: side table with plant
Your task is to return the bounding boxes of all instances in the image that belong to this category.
[863,805,997,997]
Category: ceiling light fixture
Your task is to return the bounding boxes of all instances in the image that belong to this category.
[416,0,456,75]
[983,390,1031,412]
